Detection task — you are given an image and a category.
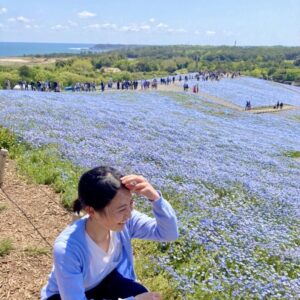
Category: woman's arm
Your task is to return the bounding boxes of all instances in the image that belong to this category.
[128,195,178,241]
[121,175,178,242]
[53,242,87,300]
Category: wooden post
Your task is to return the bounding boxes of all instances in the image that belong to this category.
[0,149,8,187]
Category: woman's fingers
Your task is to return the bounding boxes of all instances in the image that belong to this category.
[121,174,160,201]
[129,182,147,192]
[121,175,145,184]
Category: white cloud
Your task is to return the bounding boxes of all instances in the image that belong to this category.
[0,7,7,14]
[206,30,216,36]
[86,24,100,29]
[149,18,155,23]
[100,23,117,30]
[77,11,96,18]
[195,30,200,35]
[85,23,117,30]
[167,28,186,34]
[8,16,30,23]
[0,23,3,28]
[25,24,31,29]
[120,25,140,32]
[51,24,68,30]
[16,16,30,23]
[156,23,169,29]
[140,25,151,31]
[120,26,129,31]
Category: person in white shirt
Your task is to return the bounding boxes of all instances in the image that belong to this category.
[41,166,178,300]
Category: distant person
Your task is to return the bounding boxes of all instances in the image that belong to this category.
[183,82,189,92]
[41,166,178,300]
[4,79,11,90]
[280,102,283,109]
[100,81,105,92]
[245,101,251,110]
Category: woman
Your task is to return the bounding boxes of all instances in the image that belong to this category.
[41,166,178,300]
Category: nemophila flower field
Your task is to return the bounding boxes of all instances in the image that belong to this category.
[187,76,300,107]
[0,81,300,298]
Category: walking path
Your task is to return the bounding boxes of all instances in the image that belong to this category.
[156,82,297,113]
[0,159,71,299]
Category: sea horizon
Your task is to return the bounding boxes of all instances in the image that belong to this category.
[0,41,96,57]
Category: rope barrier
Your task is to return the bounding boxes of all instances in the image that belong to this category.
[0,149,75,258]
[0,186,52,256]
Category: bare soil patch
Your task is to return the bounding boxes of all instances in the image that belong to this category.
[0,57,71,66]
[0,159,72,299]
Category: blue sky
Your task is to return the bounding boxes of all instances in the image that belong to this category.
[0,0,299,45]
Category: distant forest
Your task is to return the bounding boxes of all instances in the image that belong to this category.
[1,45,300,88]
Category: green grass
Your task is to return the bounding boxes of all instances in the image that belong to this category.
[0,238,13,257]
[0,126,26,158]
[0,203,7,212]
[254,246,300,279]
[284,150,300,159]
[16,145,83,208]
[133,239,180,299]
[24,246,50,256]
[0,126,83,209]
[294,116,300,122]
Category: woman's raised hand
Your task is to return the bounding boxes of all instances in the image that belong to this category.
[121,175,160,202]
[134,292,162,300]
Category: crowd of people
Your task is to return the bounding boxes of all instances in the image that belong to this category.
[4,79,61,92]
[7,71,288,112]
[3,71,241,94]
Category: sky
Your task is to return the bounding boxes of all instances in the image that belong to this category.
[0,0,299,46]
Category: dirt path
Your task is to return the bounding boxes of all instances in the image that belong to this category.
[247,105,297,114]
[156,83,298,113]
[157,82,244,110]
[0,159,72,299]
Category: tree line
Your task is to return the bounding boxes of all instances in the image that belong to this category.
[1,45,300,89]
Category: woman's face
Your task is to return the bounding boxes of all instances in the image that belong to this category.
[97,188,134,231]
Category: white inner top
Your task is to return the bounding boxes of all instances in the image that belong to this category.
[84,230,121,290]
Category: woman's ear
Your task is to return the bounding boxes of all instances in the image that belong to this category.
[85,206,95,216]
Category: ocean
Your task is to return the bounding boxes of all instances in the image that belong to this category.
[0,42,96,57]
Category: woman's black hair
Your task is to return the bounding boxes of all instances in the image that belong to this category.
[73,166,124,214]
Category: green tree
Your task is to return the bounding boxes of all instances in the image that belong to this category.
[18,65,32,78]
[294,56,300,67]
